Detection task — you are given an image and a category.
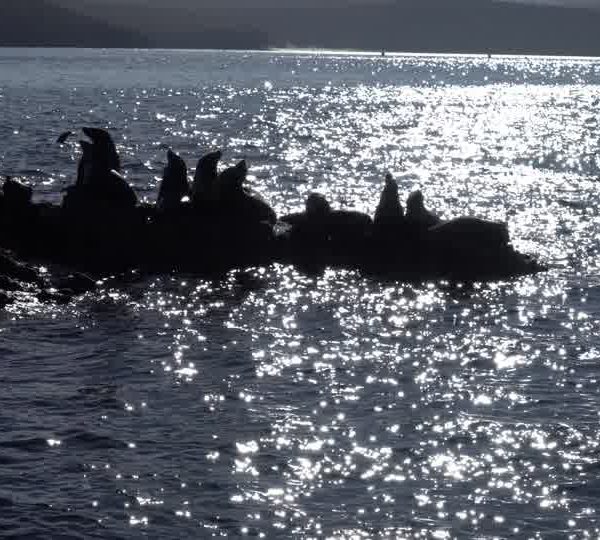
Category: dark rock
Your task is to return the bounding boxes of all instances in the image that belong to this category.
[0,290,13,308]
[0,251,39,283]
[37,289,72,305]
[0,274,23,292]
[53,273,97,295]
[2,177,32,208]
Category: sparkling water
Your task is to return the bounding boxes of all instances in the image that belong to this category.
[1,48,599,538]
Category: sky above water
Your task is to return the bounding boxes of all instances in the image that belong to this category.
[57,0,600,6]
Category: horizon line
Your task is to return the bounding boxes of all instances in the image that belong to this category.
[1,45,600,62]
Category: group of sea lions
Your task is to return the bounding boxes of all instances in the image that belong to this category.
[0,127,544,289]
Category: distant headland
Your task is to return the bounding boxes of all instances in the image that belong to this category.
[4,0,600,57]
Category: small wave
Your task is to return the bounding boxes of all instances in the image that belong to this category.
[64,430,128,450]
[0,437,49,453]
[66,384,122,410]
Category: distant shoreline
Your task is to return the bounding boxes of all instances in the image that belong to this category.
[1,46,600,61]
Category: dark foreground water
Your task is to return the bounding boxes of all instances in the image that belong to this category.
[1,48,600,538]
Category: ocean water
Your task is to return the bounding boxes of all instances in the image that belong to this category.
[1,48,600,538]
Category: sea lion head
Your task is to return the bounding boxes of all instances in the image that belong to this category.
[384,172,398,196]
[406,189,425,215]
[305,192,331,217]
[219,160,248,194]
[158,149,189,207]
[194,150,222,184]
[374,172,403,225]
[82,127,112,145]
[165,149,188,182]
[82,127,120,171]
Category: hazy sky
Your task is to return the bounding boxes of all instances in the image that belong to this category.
[511,0,600,6]
[60,0,600,5]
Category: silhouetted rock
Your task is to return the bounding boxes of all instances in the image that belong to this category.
[52,273,97,295]
[0,291,14,308]
[0,129,546,286]
[3,177,33,210]
[37,289,72,305]
[0,275,24,292]
[0,250,38,283]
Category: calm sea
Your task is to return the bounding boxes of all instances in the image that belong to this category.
[1,48,600,539]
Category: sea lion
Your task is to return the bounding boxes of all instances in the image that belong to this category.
[428,216,509,252]
[191,150,222,208]
[278,192,372,271]
[280,193,330,228]
[218,160,248,196]
[278,193,331,268]
[81,127,120,172]
[76,128,120,187]
[157,149,189,212]
[65,128,137,211]
[64,171,137,213]
[424,217,521,280]
[305,193,331,217]
[373,173,404,228]
[103,169,138,209]
[405,190,441,229]
[281,192,371,237]
[217,160,277,225]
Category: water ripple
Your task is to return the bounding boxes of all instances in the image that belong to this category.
[1,49,600,538]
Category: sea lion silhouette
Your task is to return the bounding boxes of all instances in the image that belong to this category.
[157,149,189,212]
[374,173,404,228]
[406,190,441,229]
[191,150,222,208]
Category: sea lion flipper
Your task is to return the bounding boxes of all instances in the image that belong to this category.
[56,130,73,144]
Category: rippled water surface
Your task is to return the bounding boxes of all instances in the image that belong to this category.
[1,48,600,538]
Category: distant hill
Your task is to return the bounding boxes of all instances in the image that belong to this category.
[205,0,600,56]
[4,0,600,56]
[0,0,146,47]
[250,0,600,55]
